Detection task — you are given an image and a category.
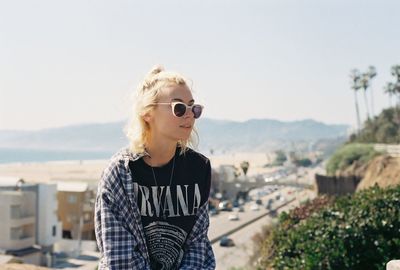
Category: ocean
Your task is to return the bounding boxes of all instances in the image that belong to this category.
[0,148,114,164]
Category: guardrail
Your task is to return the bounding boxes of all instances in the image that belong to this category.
[374,144,400,157]
[264,180,313,189]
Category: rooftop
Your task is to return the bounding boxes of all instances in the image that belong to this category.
[0,176,25,187]
[56,181,89,192]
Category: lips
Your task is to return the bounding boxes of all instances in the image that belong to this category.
[180,125,192,128]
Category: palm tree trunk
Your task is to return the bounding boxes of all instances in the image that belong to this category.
[396,95,400,125]
[363,89,370,120]
[370,86,374,116]
[396,96,400,144]
[354,91,361,132]
[398,95,400,109]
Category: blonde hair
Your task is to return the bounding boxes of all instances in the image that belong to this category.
[125,65,199,155]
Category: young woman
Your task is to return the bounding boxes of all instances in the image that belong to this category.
[95,66,215,269]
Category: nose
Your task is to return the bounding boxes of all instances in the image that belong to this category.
[183,106,194,119]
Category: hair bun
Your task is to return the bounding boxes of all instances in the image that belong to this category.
[141,65,165,90]
[148,65,164,76]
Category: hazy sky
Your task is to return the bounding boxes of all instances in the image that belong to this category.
[1,0,399,131]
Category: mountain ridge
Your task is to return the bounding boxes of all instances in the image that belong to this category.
[0,118,349,154]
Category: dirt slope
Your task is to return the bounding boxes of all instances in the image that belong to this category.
[355,155,400,191]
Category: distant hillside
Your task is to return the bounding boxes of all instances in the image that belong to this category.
[0,118,349,158]
[0,122,126,152]
[196,118,348,153]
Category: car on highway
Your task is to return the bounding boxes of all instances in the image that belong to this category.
[233,205,244,212]
[228,213,239,221]
[219,236,235,247]
[265,200,273,210]
[250,204,260,211]
[209,204,219,216]
[209,208,219,216]
[232,200,240,208]
[218,200,233,211]
[269,209,278,217]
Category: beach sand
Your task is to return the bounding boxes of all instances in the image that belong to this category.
[0,152,275,185]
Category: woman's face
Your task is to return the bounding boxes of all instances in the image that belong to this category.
[145,84,196,143]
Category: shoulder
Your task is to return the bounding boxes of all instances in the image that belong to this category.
[103,148,128,176]
[180,147,210,166]
[100,146,142,190]
[105,146,146,172]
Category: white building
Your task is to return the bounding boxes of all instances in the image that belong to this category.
[0,190,41,265]
[218,165,237,182]
[0,177,62,266]
[24,183,62,249]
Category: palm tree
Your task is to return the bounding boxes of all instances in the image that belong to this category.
[368,66,377,116]
[350,69,362,132]
[396,82,400,108]
[360,72,371,120]
[384,82,395,107]
[240,161,250,176]
[391,65,400,107]
[385,65,400,125]
[391,65,400,79]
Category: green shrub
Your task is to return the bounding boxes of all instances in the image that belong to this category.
[325,143,380,175]
[256,185,400,270]
[293,158,312,167]
[350,107,400,144]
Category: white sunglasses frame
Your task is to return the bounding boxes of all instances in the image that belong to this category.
[151,101,204,118]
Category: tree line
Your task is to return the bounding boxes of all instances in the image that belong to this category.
[350,65,400,133]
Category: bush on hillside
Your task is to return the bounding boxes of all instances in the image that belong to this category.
[255,185,400,270]
[293,158,312,167]
[350,107,400,144]
[325,143,380,175]
[251,196,334,266]
[270,150,287,166]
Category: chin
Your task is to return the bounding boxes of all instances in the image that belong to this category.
[175,133,191,141]
[177,135,190,141]
[179,128,192,136]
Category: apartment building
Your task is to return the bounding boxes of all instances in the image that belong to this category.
[24,183,62,251]
[0,177,62,266]
[0,190,41,265]
[56,181,95,240]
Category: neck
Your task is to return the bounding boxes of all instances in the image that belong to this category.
[144,139,177,167]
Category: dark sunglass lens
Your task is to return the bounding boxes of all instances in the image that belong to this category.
[173,103,186,117]
[192,105,203,119]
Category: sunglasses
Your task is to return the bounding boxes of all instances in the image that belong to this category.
[152,102,204,119]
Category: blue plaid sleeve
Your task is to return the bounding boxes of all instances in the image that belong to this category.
[95,159,150,270]
[179,202,216,269]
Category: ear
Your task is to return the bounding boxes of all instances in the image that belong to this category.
[142,111,152,123]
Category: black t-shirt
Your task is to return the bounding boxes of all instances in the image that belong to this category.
[128,147,211,270]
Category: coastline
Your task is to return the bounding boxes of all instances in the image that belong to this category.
[0,152,276,184]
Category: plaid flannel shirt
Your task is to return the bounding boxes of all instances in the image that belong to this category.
[95,147,216,269]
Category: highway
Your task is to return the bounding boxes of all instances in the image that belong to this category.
[208,186,296,242]
[211,188,316,270]
[208,167,318,270]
